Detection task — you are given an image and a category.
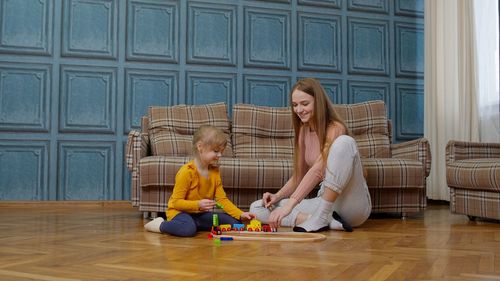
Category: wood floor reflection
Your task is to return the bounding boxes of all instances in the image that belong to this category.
[0,201,499,281]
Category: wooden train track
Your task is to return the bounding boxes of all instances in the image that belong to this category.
[212,231,326,242]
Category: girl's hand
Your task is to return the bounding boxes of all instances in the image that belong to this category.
[240,212,256,221]
[267,205,292,228]
[262,192,280,209]
[198,199,216,211]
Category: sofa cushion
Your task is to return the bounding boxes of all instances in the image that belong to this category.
[139,156,292,190]
[139,155,292,211]
[446,159,500,191]
[148,102,233,157]
[333,100,391,158]
[362,158,425,189]
[232,104,294,159]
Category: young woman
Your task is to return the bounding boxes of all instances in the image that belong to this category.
[250,78,372,232]
[144,125,255,237]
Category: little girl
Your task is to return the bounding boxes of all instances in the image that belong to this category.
[144,125,255,237]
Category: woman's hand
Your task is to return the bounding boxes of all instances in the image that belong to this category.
[267,204,293,228]
[240,212,256,221]
[262,192,280,209]
[198,199,216,211]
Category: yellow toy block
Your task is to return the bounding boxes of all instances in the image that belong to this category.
[219,224,232,232]
[248,219,261,227]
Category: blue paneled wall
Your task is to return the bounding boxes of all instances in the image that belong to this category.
[0,0,424,201]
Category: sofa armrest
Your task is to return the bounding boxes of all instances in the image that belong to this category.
[125,130,150,171]
[391,138,432,177]
[446,140,500,164]
[126,129,150,207]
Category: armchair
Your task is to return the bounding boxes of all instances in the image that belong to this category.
[446,140,500,220]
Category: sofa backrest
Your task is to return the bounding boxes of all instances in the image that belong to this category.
[144,100,391,159]
[333,100,391,158]
[232,104,294,159]
[147,102,233,157]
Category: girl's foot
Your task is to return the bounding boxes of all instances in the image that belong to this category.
[144,217,164,233]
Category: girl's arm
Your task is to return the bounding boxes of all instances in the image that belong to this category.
[213,175,244,220]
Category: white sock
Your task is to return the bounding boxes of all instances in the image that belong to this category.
[294,198,334,232]
[332,211,353,232]
[144,217,164,233]
[329,218,344,230]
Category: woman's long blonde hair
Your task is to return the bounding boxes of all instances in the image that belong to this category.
[290,78,348,184]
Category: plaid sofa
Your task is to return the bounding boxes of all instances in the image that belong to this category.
[126,101,432,218]
[446,140,500,220]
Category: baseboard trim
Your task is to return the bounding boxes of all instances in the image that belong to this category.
[0,200,132,208]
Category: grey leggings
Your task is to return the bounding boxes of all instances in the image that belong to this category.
[250,135,372,227]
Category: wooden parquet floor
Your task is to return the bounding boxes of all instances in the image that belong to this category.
[0,202,499,281]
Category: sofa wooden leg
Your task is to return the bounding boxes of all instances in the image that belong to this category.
[142,211,159,219]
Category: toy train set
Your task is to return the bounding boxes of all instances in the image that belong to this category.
[210,214,277,237]
[208,214,326,242]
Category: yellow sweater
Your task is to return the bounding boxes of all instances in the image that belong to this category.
[166,160,243,221]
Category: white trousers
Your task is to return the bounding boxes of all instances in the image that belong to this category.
[250,135,372,227]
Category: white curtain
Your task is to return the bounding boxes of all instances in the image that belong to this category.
[424,0,500,201]
[474,1,500,142]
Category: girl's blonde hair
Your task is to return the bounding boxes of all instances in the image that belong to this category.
[290,78,349,184]
[192,125,227,156]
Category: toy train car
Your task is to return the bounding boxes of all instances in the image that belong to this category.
[211,219,277,236]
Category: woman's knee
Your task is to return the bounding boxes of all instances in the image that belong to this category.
[333,135,356,148]
[329,135,357,157]
[249,199,271,222]
[249,199,264,212]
